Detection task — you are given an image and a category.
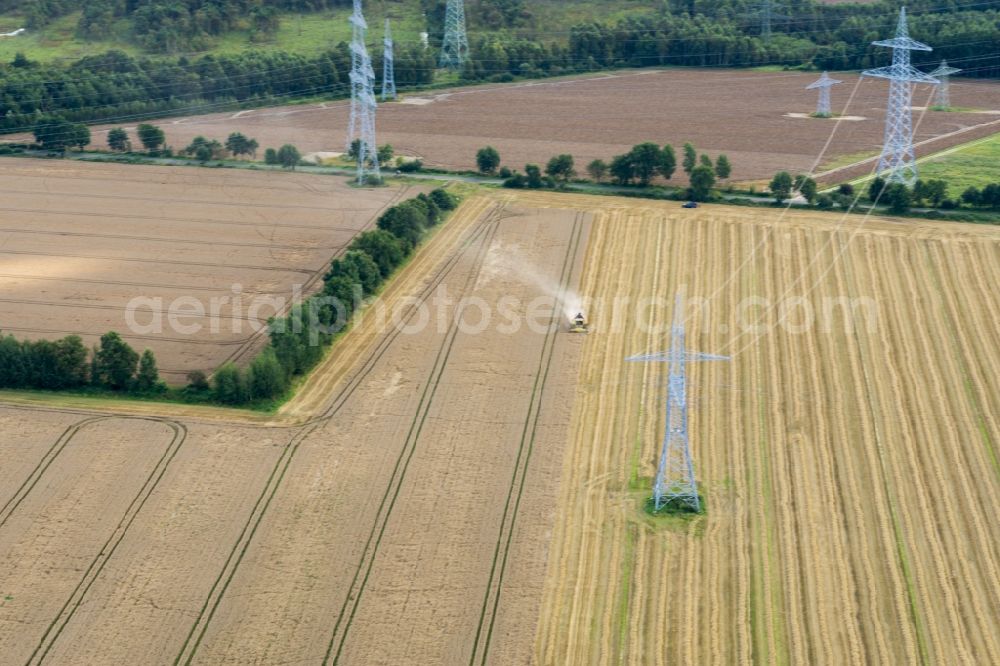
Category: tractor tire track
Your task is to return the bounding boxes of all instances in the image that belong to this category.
[0,249,314,273]
[0,227,337,251]
[0,205,372,232]
[173,199,504,666]
[18,417,188,666]
[0,415,109,529]
[469,212,584,666]
[322,205,505,665]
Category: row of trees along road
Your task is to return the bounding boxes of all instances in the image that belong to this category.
[36,119,306,171]
[480,143,732,201]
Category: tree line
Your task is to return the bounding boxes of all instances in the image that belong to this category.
[461,1,1000,81]
[199,187,460,405]
[0,331,163,394]
[21,0,529,51]
[22,0,355,50]
[763,170,1000,216]
[478,142,732,201]
[867,176,1000,214]
[0,46,435,133]
[0,188,460,406]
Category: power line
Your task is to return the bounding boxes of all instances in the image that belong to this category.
[7,48,998,142]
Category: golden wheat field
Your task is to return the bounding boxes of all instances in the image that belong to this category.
[522,191,1000,665]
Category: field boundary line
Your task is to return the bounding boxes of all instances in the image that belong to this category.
[294,198,502,424]
[818,119,1000,185]
[0,192,484,427]
[222,183,413,369]
[274,195,494,418]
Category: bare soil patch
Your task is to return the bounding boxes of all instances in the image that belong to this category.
[76,69,1000,183]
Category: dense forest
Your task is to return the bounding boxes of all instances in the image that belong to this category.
[0,0,995,133]
[553,1,1000,75]
[0,46,435,132]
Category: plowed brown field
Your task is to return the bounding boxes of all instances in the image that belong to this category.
[78,69,1000,182]
[1,189,999,665]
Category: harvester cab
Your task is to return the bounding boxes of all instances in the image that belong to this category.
[569,312,589,333]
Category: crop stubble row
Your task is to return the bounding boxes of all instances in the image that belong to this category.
[525,192,1000,665]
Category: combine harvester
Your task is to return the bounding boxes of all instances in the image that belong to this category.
[569,312,589,333]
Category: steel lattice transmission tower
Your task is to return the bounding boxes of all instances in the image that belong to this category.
[382,18,397,101]
[929,60,961,109]
[862,7,938,188]
[439,0,469,70]
[346,0,364,151]
[627,294,729,512]
[346,0,380,185]
[807,71,842,117]
[754,0,788,40]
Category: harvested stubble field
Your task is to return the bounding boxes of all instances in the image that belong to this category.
[83,68,1000,183]
[0,158,412,381]
[518,191,1000,664]
[0,191,591,664]
[1,188,999,665]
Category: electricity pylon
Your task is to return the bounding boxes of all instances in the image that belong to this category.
[627,294,729,513]
[929,60,961,109]
[754,0,788,40]
[806,71,842,117]
[862,7,938,187]
[382,18,396,101]
[440,0,469,70]
[346,0,364,151]
[346,0,380,185]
